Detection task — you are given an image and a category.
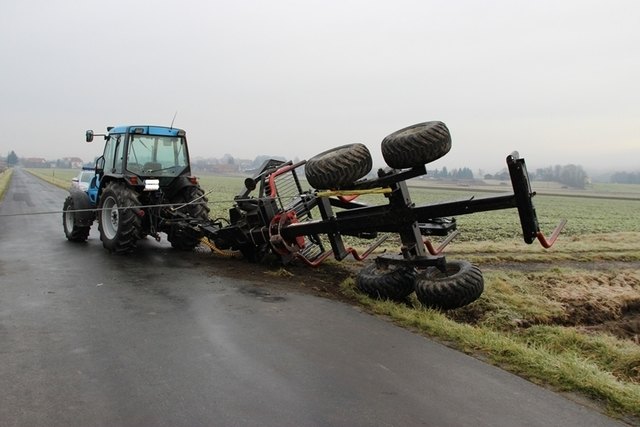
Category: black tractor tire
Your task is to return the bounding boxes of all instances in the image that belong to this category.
[305,143,372,189]
[381,121,452,169]
[62,196,90,242]
[414,260,484,310]
[356,263,416,301]
[168,186,210,250]
[97,183,142,253]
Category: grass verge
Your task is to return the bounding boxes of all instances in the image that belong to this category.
[25,168,76,190]
[0,168,14,202]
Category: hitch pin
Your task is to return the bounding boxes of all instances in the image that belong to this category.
[536,219,567,249]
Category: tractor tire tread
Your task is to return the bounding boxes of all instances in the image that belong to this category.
[414,260,484,310]
[63,196,90,242]
[381,121,452,169]
[305,143,372,189]
[356,263,416,301]
[98,183,142,253]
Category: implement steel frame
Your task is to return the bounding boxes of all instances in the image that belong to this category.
[209,153,562,266]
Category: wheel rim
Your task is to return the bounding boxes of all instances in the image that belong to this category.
[64,206,75,232]
[101,196,119,240]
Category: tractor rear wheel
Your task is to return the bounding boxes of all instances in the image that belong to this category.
[414,260,483,310]
[168,186,210,250]
[63,196,90,242]
[356,263,416,301]
[98,183,142,253]
[305,143,372,189]
[381,121,452,169]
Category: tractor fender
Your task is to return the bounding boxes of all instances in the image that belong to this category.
[68,189,96,226]
[166,176,201,199]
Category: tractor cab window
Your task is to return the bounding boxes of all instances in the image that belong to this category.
[114,137,125,173]
[102,134,122,173]
[127,135,188,176]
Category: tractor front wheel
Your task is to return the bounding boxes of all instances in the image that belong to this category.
[414,260,483,310]
[356,263,416,301]
[63,196,90,242]
[98,183,142,253]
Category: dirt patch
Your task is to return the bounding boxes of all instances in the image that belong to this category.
[194,248,358,301]
[453,262,640,344]
[537,270,640,342]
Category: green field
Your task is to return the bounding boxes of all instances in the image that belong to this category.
[23,168,640,420]
[197,174,640,240]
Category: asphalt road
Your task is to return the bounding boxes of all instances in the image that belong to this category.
[0,168,626,427]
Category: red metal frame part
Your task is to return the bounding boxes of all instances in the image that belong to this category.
[536,219,567,249]
[294,234,389,267]
[423,230,459,256]
[268,211,306,256]
[267,161,306,198]
[294,250,334,267]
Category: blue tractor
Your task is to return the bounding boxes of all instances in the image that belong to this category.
[62,125,210,252]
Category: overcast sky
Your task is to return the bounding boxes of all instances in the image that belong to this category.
[1,0,638,173]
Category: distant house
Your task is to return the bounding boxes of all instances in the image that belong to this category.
[23,158,50,168]
[62,157,84,169]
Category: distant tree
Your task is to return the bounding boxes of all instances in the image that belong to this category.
[430,166,474,180]
[494,169,510,180]
[56,158,71,168]
[559,164,588,188]
[460,167,474,179]
[554,165,562,181]
[533,164,588,188]
[7,150,18,166]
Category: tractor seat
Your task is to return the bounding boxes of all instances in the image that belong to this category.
[143,162,162,172]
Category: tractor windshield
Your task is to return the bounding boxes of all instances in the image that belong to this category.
[127,135,188,176]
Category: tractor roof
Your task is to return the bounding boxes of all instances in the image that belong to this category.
[108,125,185,137]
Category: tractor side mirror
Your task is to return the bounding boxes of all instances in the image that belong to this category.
[86,130,94,143]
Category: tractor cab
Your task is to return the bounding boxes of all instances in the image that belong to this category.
[85,126,194,203]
